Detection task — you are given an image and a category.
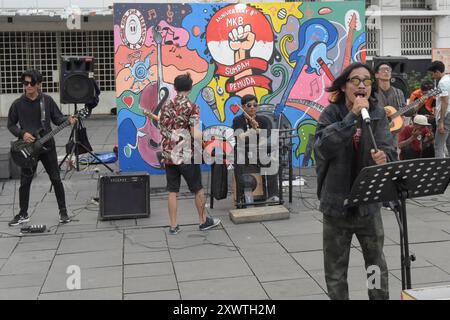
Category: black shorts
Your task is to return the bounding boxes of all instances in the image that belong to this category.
[165,164,203,193]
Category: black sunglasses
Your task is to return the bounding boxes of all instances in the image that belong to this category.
[22,80,37,87]
[245,103,258,108]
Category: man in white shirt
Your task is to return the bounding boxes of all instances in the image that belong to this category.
[429,61,450,158]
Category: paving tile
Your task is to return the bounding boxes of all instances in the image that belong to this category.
[124,262,173,278]
[14,239,61,252]
[169,242,240,262]
[6,250,56,265]
[41,266,122,293]
[38,286,122,300]
[263,219,323,236]
[0,273,47,289]
[0,286,41,300]
[238,242,288,257]
[62,230,122,240]
[57,235,123,254]
[0,260,53,275]
[179,276,268,300]
[277,233,323,252]
[292,248,364,271]
[124,228,167,242]
[124,250,171,265]
[0,238,19,258]
[262,278,325,299]
[223,224,276,247]
[124,240,167,253]
[174,257,252,282]
[166,228,229,247]
[124,290,180,300]
[384,226,450,244]
[51,250,123,269]
[296,293,330,300]
[124,275,178,294]
[391,266,450,285]
[244,253,309,282]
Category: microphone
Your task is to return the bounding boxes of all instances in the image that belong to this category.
[201,87,220,121]
[356,93,370,123]
[361,107,370,123]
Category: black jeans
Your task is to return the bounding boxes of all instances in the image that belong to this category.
[19,147,66,216]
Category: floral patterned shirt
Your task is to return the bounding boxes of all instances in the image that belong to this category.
[159,94,200,165]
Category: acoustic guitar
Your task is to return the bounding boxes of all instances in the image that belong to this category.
[10,108,90,168]
[385,88,441,133]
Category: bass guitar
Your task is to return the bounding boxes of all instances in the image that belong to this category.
[385,87,441,132]
[10,108,90,168]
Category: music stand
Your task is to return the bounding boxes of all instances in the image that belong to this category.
[58,104,114,173]
[346,158,450,290]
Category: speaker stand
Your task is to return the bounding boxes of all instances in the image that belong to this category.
[59,104,114,175]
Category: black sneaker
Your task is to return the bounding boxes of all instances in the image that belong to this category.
[169,225,180,235]
[199,216,221,231]
[8,214,29,226]
[59,210,71,224]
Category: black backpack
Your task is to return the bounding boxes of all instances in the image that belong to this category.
[212,164,228,200]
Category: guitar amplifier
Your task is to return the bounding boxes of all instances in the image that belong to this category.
[99,172,150,220]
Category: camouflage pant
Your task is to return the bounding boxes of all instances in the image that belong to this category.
[323,210,389,300]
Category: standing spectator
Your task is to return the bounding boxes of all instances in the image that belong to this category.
[314,62,397,300]
[428,61,450,158]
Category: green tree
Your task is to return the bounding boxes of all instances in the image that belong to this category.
[406,70,433,93]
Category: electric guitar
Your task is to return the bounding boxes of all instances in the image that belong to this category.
[10,108,90,168]
[385,88,441,133]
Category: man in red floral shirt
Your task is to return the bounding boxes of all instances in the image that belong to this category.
[158,73,221,235]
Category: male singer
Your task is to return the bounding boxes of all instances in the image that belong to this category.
[314,62,397,300]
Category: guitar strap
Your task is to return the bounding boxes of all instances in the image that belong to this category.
[40,95,46,129]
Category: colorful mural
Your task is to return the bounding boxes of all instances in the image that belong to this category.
[114,1,366,173]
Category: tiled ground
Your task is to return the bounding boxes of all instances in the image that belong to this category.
[1,116,450,300]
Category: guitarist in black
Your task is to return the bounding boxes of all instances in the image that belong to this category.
[7,69,77,226]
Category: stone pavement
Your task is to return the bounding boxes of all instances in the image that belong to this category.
[1,116,450,300]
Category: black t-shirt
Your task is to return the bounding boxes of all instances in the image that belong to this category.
[232,114,271,165]
[7,93,67,147]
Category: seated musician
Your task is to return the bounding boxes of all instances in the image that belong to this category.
[232,94,279,204]
[398,114,434,160]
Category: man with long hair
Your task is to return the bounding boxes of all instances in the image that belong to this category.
[314,62,397,299]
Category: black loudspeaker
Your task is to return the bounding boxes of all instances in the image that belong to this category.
[391,75,410,100]
[99,172,150,220]
[257,104,292,132]
[60,56,95,104]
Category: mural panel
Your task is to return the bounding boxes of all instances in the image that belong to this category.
[114,2,366,173]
